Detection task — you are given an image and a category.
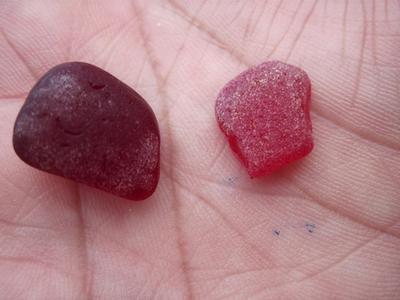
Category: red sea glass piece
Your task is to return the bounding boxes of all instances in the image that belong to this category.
[215,61,313,178]
[13,62,160,200]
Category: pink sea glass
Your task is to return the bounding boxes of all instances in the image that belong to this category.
[215,61,313,178]
[13,62,160,200]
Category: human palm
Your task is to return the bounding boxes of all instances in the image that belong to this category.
[1,1,399,299]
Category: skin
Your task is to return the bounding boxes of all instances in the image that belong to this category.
[0,0,399,299]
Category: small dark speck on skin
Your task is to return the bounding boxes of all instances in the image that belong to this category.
[273,229,280,236]
[305,223,316,233]
[226,176,238,185]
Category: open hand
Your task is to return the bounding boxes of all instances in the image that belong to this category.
[1,1,399,299]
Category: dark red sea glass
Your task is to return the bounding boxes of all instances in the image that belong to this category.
[13,62,160,200]
[215,61,313,178]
